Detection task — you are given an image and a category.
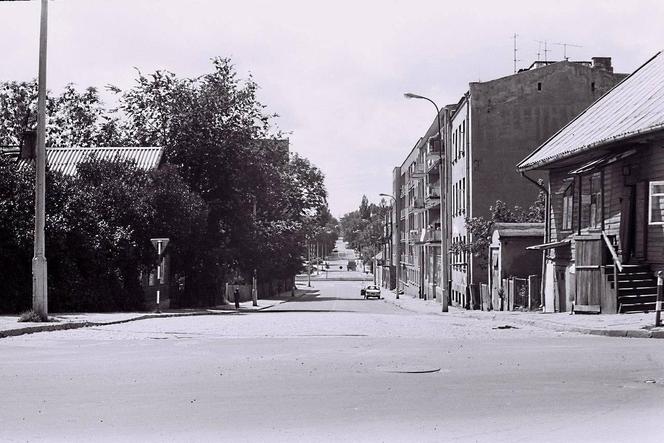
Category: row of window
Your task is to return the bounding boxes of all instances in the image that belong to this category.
[452,235,467,265]
[451,120,466,162]
[452,178,467,217]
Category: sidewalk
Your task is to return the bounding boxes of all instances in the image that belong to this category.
[381,288,664,339]
[0,288,307,339]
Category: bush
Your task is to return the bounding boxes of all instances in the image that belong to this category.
[18,310,47,323]
[347,260,357,271]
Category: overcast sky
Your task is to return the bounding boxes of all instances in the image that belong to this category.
[1,0,662,217]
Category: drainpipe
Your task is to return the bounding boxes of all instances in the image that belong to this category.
[521,171,550,310]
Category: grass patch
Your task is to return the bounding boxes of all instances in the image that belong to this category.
[18,310,48,323]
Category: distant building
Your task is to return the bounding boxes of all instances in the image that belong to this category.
[388,57,626,308]
[518,51,664,314]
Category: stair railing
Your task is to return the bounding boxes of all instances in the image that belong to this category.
[601,231,623,272]
[602,231,623,312]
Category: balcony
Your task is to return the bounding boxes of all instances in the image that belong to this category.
[401,255,415,266]
[426,185,440,199]
[426,151,441,162]
[424,229,441,243]
[412,197,425,211]
[426,157,440,173]
[411,165,426,180]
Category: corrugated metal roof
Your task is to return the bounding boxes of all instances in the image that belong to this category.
[44,147,163,175]
[518,51,664,171]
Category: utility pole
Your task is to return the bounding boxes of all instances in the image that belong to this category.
[32,0,49,320]
[252,199,258,306]
[307,238,311,287]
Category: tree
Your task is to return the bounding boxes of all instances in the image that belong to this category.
[0,58,331,311]
[453,192,546,270]
[0,80,125,148]
[340,196,390,265]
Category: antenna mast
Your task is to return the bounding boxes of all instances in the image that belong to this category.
[513,33,519,73]
[553,42,583,60]
[535,40,551,62]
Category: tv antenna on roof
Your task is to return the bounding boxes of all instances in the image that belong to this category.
[534,40,550,62]
[553,42,583,61]
[512,33,520,74]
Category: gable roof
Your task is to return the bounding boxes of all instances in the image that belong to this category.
[518,51,664,171]
[43,147,163,175]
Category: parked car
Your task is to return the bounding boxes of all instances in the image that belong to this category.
[362,285,381,299]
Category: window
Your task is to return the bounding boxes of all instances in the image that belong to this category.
[589,173,601,228]
[460,121,465,156]
[649,181,664,225]
[562,181,574,230]
[537,82,542,91]
[454,129,458,160]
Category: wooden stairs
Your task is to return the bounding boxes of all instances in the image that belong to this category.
[607,264,659,313]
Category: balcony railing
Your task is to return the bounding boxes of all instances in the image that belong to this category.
[424,229,441,243]
[426,186,440,199]
[411,165,426,179]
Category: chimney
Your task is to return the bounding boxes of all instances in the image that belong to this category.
[592,57,613,73]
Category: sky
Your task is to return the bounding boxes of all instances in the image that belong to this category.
[1,0,662,217]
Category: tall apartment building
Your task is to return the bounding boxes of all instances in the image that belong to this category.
[390,57,627,307]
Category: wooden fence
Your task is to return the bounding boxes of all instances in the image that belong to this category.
[480,274,541,311]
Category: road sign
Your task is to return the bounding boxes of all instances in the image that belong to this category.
[151,238,169,253]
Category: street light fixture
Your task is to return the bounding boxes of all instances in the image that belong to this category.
[403,92,449,312]
[379,193,400,299]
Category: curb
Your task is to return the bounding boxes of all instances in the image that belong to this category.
[0,290,307,340]
[381,293,664,339]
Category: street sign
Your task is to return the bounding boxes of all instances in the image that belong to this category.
[151,238,169,253]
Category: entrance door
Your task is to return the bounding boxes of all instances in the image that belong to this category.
[574,235,602,312]
[619,186,634,262]
[634,181,648,260]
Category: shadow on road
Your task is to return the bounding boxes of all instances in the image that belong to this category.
[293,296,369,302]
[255,309,357,314]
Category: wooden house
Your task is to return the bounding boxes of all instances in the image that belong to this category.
[518,52,664,314]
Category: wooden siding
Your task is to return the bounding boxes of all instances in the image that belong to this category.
[642,144,664,269]
[549,144,664,270]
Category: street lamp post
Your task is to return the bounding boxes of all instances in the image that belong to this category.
[379,193,399,299]
[404,92,449,312]
[32,0,49,320]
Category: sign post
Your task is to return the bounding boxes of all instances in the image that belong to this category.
[151,238,169,313]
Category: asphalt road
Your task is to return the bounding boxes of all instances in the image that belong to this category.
[2,277,664,442]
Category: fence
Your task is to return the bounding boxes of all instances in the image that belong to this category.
[480,274,540,311]
[221,277,294,305]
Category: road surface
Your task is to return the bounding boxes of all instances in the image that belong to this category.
[2,274,664,442]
